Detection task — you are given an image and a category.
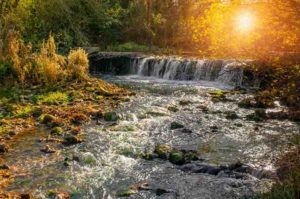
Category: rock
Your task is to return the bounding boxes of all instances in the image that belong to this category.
[0,164,10,170]
[225,111,239,120]
[181,128,193,134]
[40,145,56,154]
[197,105,209,113]
[141,152,156,160]
[51,127,64,135]
[154,144,172,159]
[63,135,82,145]
[42,114,56,124]
[91,110,103,119]
[179,100,193,106]
[234,86,247,94]
[169,150,185,165]
[155,188,176,196]
[168,106,179,112]
[117,189,138,197]
[104,112,119,122]
[170,122,184,130]
[71,114,89,125]
[48,190,70,199]
[246,109,267,122]
[32,107,43,118]
[0,143,8,153]
[20,193,32,199]
[210,125,218,132]
[238,98,255,108]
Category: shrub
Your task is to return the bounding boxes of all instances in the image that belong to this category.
[67,48,89,80]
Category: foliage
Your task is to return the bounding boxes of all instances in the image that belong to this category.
[0,33,89,86]
[106,42,150,52]
[67,49,89,80]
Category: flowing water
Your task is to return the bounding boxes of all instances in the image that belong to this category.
[3,56,299,199]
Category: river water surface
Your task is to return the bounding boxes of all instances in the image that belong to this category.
[4,74,299,199]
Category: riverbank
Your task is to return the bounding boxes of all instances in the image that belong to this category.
[0,77,133,197]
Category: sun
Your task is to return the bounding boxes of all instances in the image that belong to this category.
[236,12,254,32]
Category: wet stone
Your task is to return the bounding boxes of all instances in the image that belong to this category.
[0,143,9,153]
[104,112,119,122]
[170,122,184,130]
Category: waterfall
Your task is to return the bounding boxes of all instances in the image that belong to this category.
[129,57,246,86]
[89,52,247,86]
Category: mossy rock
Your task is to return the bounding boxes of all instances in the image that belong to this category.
[225,111,239,120]
[169,150,185,165]
[184,151,199,162]
[154,144,172,159]
[104,112,119,122]
[168,106,179,112]
[42,114,56,124]
[0,144,9,153]
[117,189,138,197]
[32,107,43,118]
[170,122,184,130]
[51,127,64,135]
[140,152,155,160]
[63,135,82,145]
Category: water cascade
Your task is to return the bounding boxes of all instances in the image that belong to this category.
[89,53,248,86]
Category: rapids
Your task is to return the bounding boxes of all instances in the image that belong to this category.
[3,55,299,199]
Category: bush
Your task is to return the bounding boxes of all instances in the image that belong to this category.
[106,42,150,52]
[67,48,89,80]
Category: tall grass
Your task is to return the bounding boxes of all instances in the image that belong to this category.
[0,32,89,86]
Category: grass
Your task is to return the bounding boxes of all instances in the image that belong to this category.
[32,91,69,105]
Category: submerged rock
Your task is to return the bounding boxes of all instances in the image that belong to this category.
[170,122,184,130]
[168,106,179,112]
[40,145,56,154]
[179,100,193,106]
[63,135,82,145]
[225,111,239,120]
[104,112,119,121]
[246,109,267,122]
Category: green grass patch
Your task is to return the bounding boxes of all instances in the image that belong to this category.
[32,91,69,105]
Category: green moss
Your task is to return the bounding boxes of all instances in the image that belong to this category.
[104,112,119,122]
[154,144,172,159]
[51,127,64,135]
[41,114,56,124]
[169,150,185,165]
[117,189,138,197]
[32,91,69,105]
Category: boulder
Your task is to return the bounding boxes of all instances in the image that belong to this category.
[42,114,56,124]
